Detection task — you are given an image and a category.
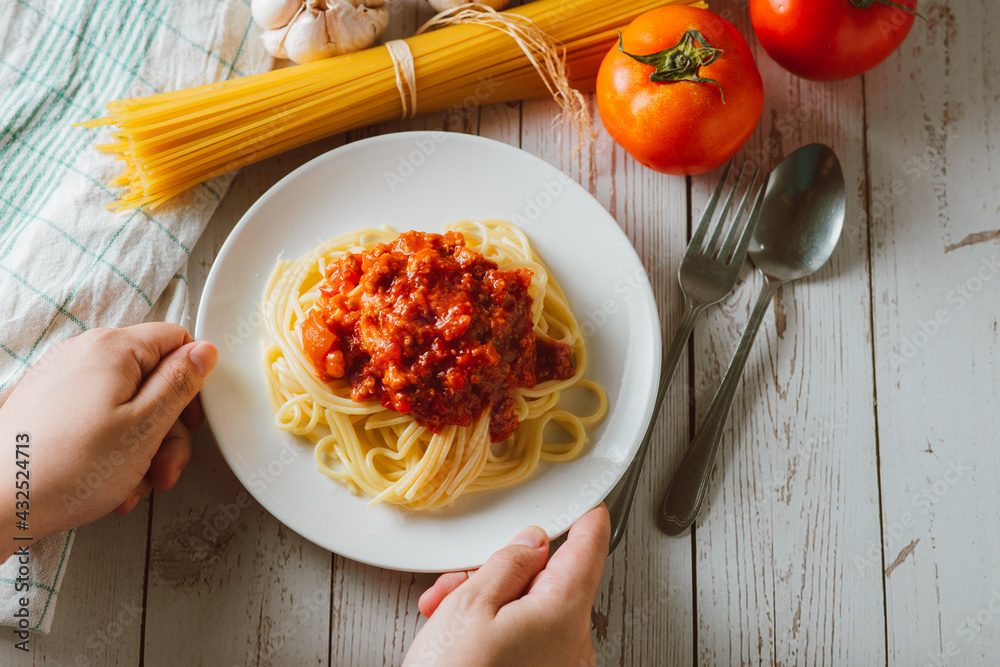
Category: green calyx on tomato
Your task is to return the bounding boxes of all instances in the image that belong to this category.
[849,0,923,19]
[617,29,726,104]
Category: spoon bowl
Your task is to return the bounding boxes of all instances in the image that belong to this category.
[751,144,846,281]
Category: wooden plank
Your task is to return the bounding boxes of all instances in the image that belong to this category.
[865,1,1000,664]
[478,100,521,147]
[330,57,524,667]
[330,563,431,667]
[324,102,525,667]
[690,2,886,664]
[328,3,471,665]
[520,89,695,665]
[0,513,147,666]
[141,137,347,667]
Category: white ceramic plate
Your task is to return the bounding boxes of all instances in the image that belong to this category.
[196,132,661,572]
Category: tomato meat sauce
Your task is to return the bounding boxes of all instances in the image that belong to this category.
[301,230,575,443]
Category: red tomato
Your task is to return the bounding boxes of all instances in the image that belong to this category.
[750,0,918,81]
[596,7,764,176]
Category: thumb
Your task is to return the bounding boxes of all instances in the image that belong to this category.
[526,505,609,607]
[459,526,549,613]
[131,341,217,432]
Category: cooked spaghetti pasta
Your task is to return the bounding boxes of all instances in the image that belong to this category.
[79,0,707,211]
[262,219,607,510]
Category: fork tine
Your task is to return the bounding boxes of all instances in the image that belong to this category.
[728,173,770,266]
[718,167,760,261]
[689,159,733,252]
[706,163,747,255]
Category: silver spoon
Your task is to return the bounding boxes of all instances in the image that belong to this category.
[657,143,846,536]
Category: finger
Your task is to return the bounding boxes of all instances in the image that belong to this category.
[180,394,205,430]
[119,323,195,379]
[149,420,193,491]
[418,571,470,618]
[113,477,153,515]
[127,341,217,444]
[456,526,549,613]
[527,505,610,606]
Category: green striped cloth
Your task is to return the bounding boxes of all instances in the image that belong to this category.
[0,0,271,632]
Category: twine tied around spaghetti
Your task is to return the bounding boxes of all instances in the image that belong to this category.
[384,3,594,145]
[385,40,418,119]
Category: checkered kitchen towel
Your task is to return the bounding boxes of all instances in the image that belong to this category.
[0,0,271,632]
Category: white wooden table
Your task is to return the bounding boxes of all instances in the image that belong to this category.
[5,0,999,664]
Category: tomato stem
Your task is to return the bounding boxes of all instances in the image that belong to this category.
[617,30,726,104]
[850,0,925,20]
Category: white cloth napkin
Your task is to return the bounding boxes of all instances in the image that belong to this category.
[0,0,271,633]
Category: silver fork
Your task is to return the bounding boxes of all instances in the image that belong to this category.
[606,161,767,555]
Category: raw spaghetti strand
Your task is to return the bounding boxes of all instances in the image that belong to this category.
[262,219,608,510]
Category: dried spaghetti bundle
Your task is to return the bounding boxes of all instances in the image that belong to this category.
[80,0,706,210]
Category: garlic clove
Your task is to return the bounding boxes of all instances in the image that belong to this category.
[427,0,509,13]
[283,7,338,64]
[252,0,302,31]
[261,26,291,60]
[324,1,390,56]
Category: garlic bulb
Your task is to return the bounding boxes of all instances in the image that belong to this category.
[427,0,509,12]
[252,0,390,64]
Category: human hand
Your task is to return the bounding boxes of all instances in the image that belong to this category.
[0,324,217,559]
[403,505,610,667]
